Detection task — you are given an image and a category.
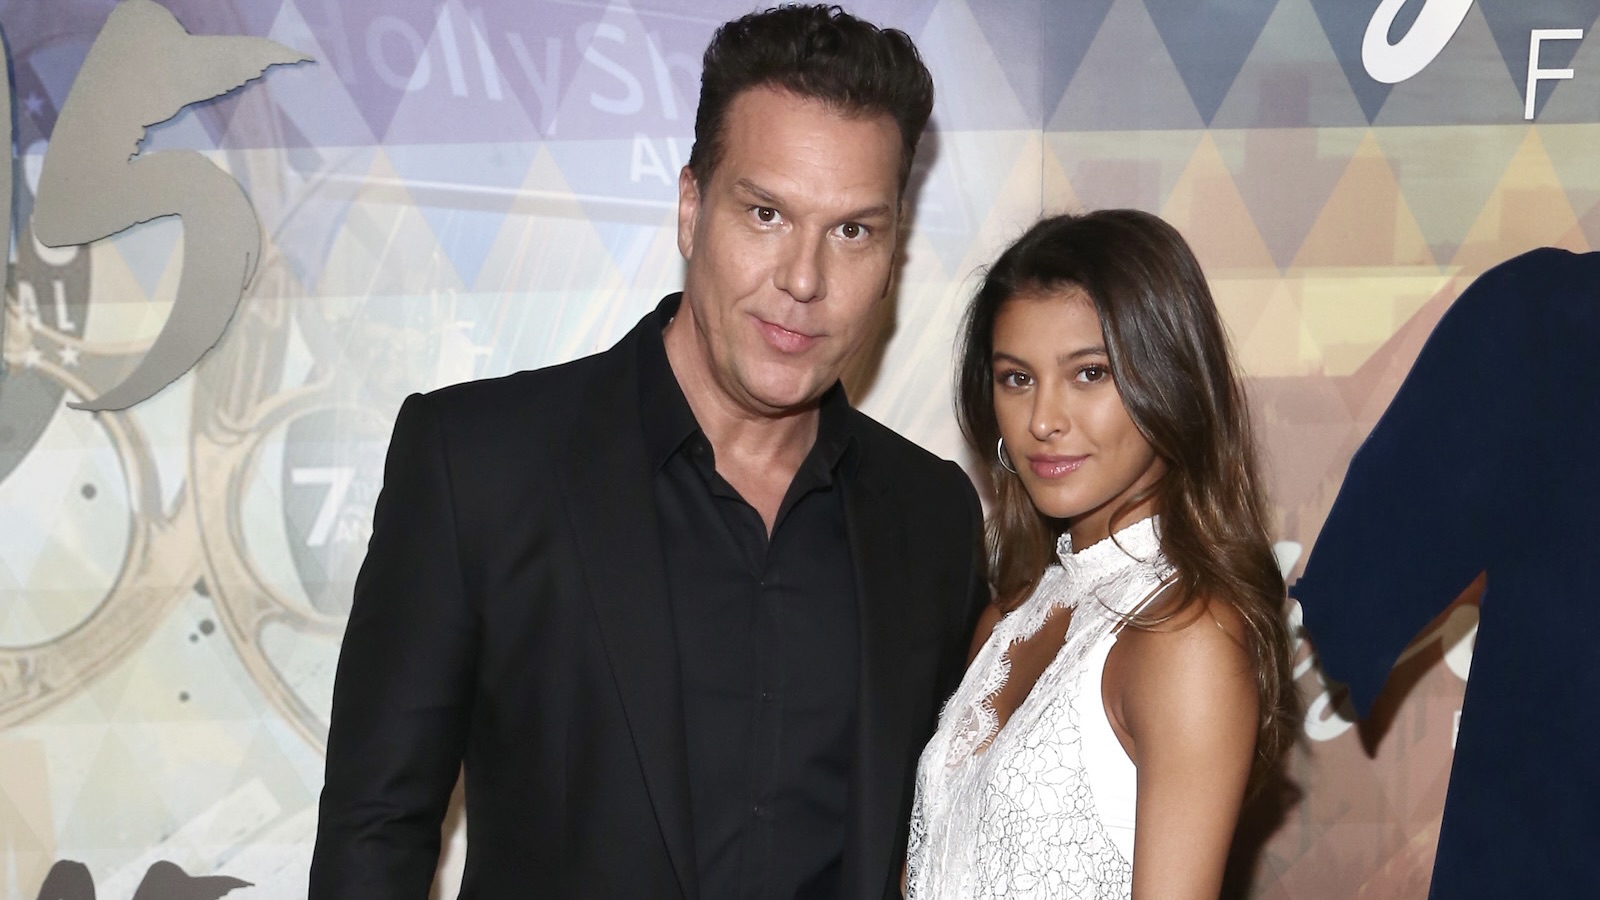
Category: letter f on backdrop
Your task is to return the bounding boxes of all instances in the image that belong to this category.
[32,0,310,411]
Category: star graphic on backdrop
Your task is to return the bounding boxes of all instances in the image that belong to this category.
[23,93,45,116]
[21,347,42,369]
[58,345,80,367]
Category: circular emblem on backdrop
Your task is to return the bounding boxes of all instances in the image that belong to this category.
[191,279,452,748]
[0,170,93,482]
[280,409,387,619]
[188,155,455,747]
[0,8,196,727]
[0,0,412,748]
[1,0,511,750]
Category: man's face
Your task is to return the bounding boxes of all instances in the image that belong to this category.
[674,86,903,417]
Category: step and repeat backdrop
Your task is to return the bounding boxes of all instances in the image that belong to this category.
[0,0,1595,896]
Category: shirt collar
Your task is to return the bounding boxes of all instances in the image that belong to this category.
[638,294,700,469]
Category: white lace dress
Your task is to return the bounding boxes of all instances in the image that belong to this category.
[906,517,1174,899]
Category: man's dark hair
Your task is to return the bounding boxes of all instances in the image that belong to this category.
[687,4,934,194]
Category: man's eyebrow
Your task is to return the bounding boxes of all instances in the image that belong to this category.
[842,202,896,222]
[732,178,894,221]
[733,178,781,206]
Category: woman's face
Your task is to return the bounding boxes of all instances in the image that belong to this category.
[991,287,1165,548]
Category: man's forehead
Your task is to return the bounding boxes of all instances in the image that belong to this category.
[733,85,900,129]
[715,89,901,190]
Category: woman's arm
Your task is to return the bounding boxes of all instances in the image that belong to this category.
[1103,599,1258,900]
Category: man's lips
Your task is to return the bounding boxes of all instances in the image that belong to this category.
[755,316,821,353]
[1028,454,1086,478]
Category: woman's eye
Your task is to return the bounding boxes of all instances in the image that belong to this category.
[997,370,1031,388]
[1077,365,1110,383]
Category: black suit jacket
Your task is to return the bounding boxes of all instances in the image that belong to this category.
[309,304,988,899]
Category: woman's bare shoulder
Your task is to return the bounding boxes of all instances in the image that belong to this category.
[1109,594,1257,746]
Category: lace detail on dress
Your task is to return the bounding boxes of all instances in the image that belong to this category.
[906,517,1174,900]
[938,565,1074,762]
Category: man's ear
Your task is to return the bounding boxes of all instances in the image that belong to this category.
[883,199,908,299]
[677,166,700,260]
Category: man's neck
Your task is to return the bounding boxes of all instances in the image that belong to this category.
[661,312,820,469]
[660,308,826,533]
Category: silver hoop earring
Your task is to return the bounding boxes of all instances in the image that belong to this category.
[997,437,1018,475]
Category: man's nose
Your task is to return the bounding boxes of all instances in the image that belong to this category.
[774,232,826,302]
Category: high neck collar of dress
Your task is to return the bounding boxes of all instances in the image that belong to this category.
[1054,516,1163,581]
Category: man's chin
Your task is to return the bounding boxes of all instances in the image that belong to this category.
[739,375,833,417]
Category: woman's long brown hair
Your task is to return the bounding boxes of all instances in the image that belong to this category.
[956,209,1296,786]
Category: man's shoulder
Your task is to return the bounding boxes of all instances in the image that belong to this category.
[843,406,969,491]
[390,340,631,470]
[843,408,983,587]
[421,341,625,422]
[843,406,930,459]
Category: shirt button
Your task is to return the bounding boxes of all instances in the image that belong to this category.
[761,689,774,703]
[752,804,769,819]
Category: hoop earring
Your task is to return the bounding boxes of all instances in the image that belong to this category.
[997,437,1018,475]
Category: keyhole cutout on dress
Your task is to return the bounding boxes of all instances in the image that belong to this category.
[973,603,1077,754]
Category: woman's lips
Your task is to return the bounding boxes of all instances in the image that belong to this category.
[1028,454,1086,478]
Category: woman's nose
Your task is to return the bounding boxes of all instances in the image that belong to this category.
[1029,389,1064,441]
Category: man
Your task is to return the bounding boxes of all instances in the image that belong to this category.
[308,6,987,900]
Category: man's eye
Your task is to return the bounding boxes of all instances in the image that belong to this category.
[754,206,778,223]
[839,222,864,240]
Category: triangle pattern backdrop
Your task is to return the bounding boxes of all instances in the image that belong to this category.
[1,1,1598,899]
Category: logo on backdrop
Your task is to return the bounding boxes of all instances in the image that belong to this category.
[1361,0,1475,83]
[1,0,309,411]
[1357,0,1587,119]
[0,167,92,486]
[1308,0,1594,121]
[34,859,249,900]
[0,1,322,745]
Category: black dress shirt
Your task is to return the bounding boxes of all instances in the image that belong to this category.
[639,295,859,900]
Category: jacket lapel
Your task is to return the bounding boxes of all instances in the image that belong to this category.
[560,325,699,900]
[840,444,923,900]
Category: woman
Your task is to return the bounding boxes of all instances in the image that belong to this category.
[906,210,1295,899]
